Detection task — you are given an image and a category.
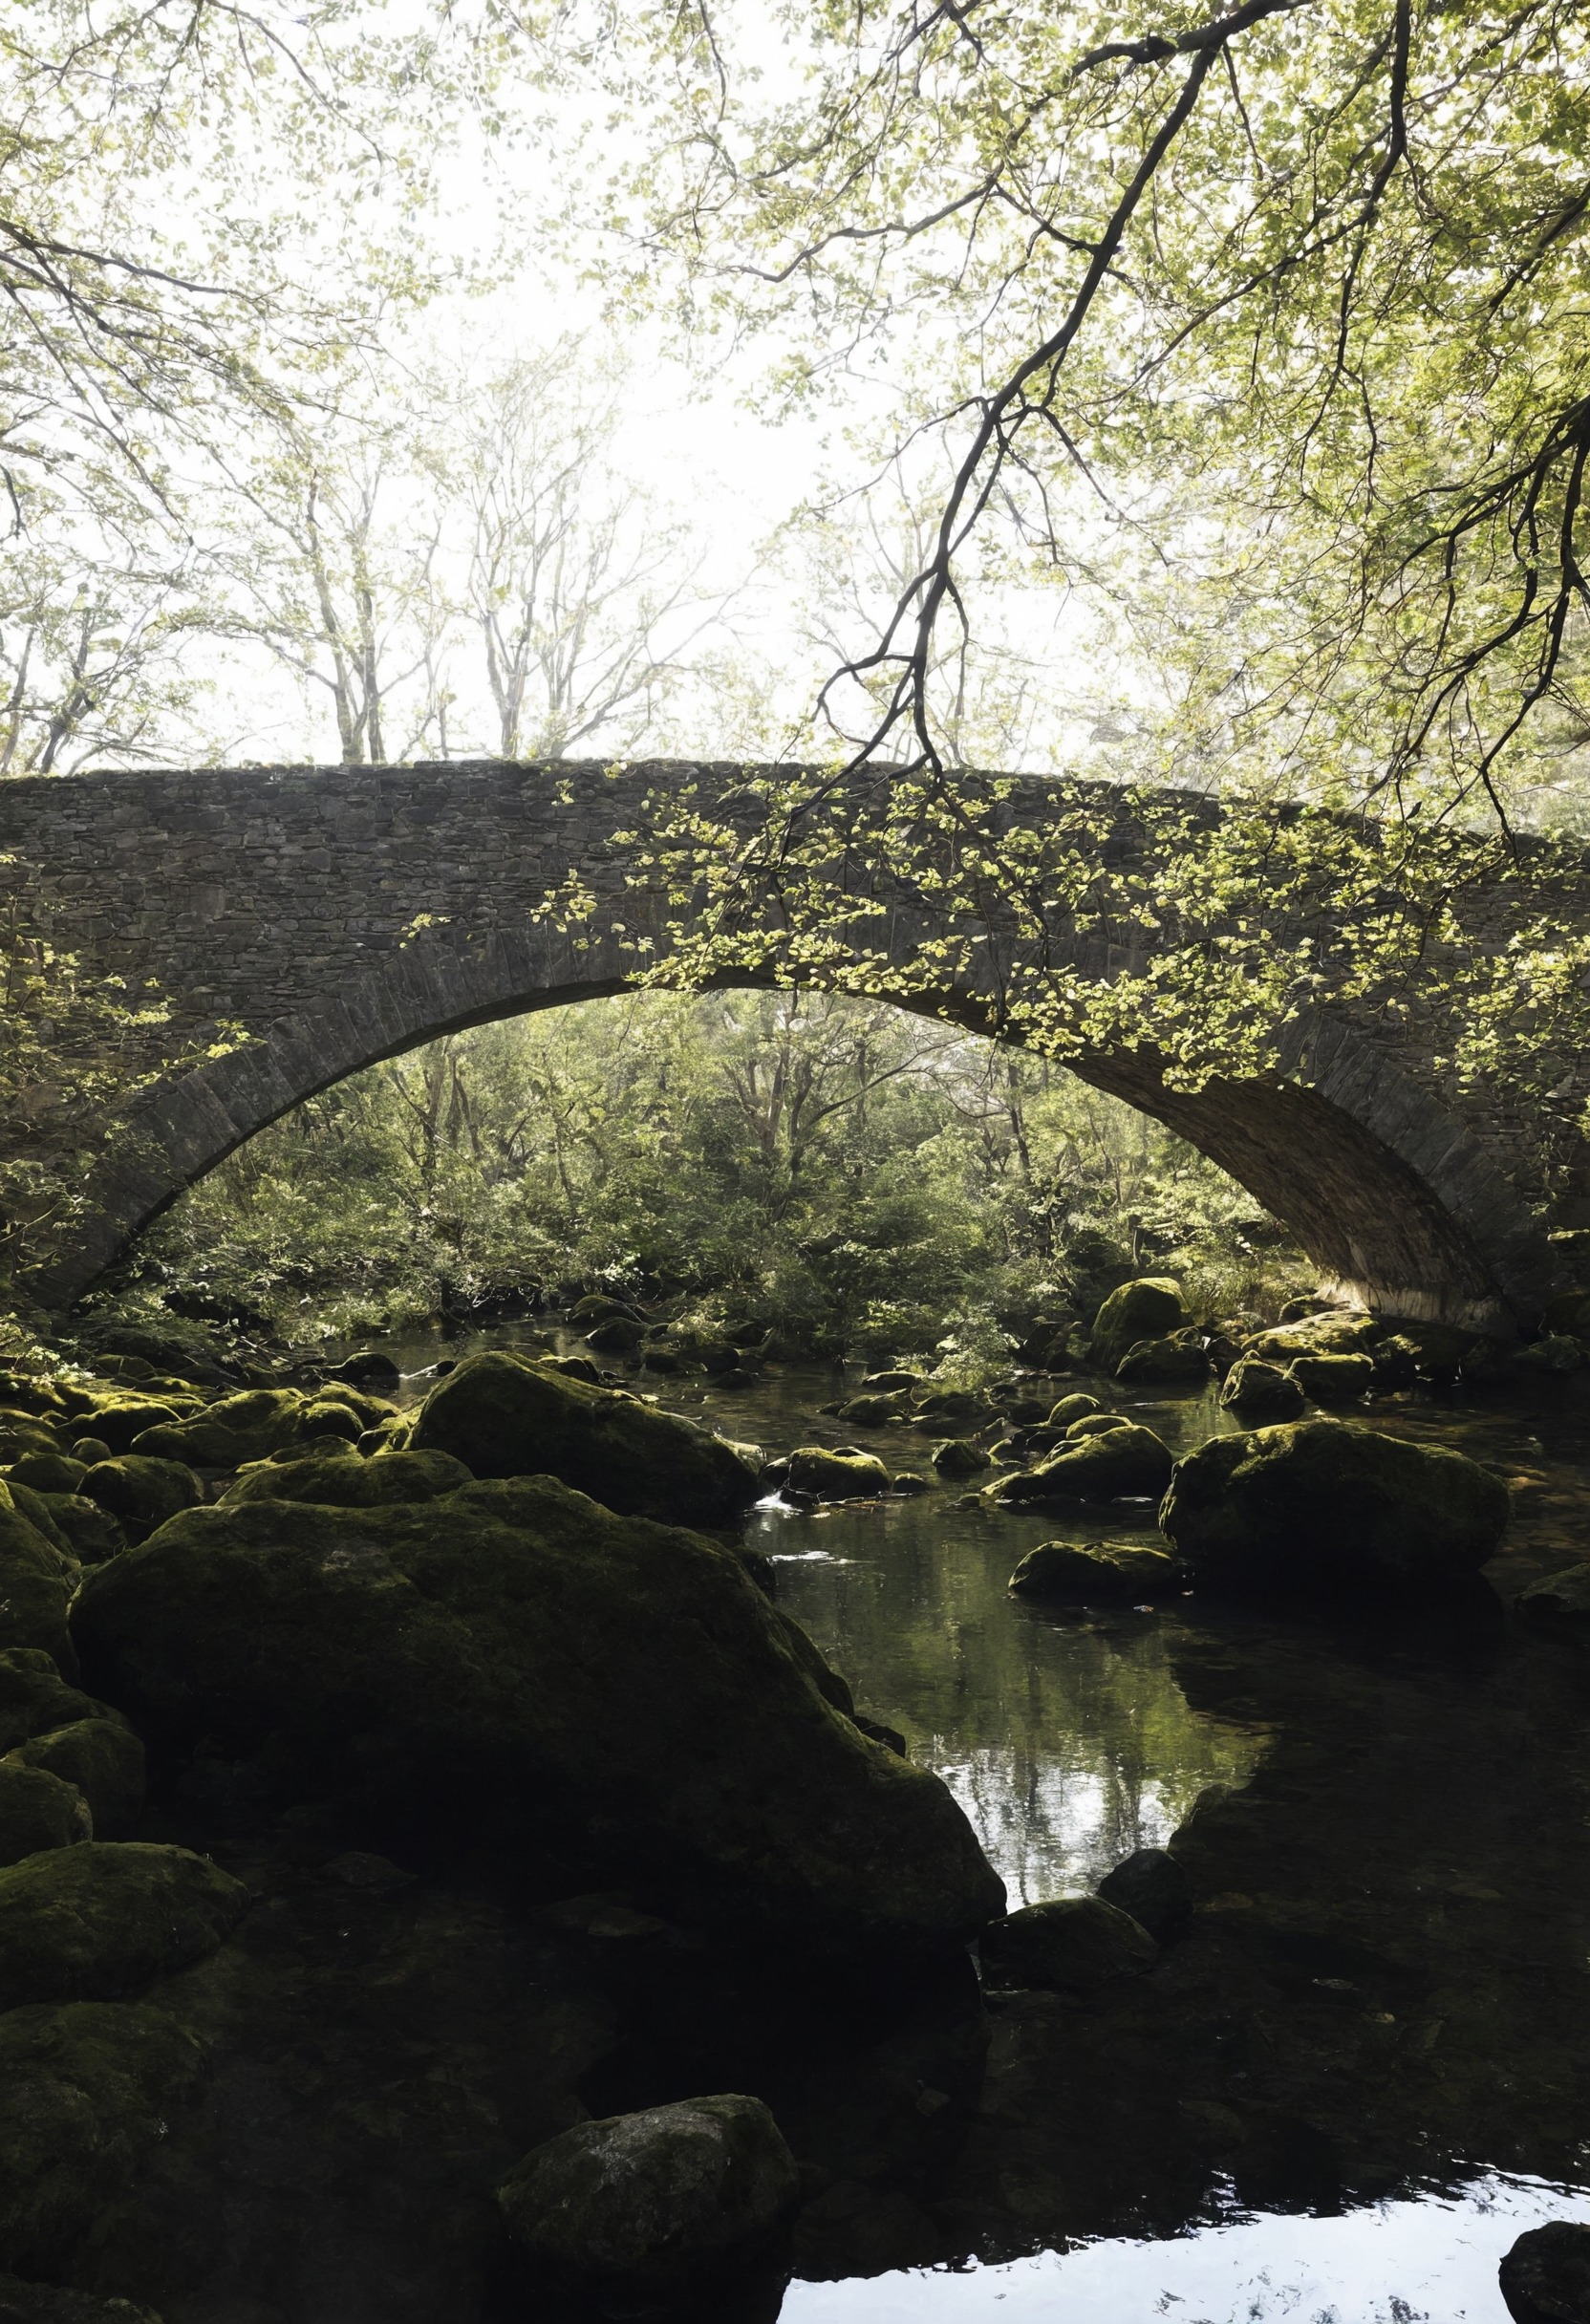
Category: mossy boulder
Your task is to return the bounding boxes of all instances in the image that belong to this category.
[1219,1357,1305,1420]
[980,1895,1158,1991]
[1088,1279,1183,1372]
[1114,1335,1210,1384]
[1008,1540,1178,1603]
[6,1722,144,1840]
[0,1763,92,1866]
[0,2000,207,2276]
[1159,1418,1510,1596]
[0,1486,79,1676]
[1047,1393,1101,1428]
[73,1479,1003,1948]
[1287,1350,1375,1403]
[7,1453,87,1496]
[1516,1564,1590,1623]
[0,2278,162,2322]
[80,1457,203,1545]
[32,1496,126,1567]
[77,1399,189,1457]
[1065,1412,1128,1439]
[498,2094,799,2296]
[0,1843,248,2011]
[989,1423,1173,1507]
[930,1437,991,1478]
[1244,1309,1382,1363]
[836,1392,908,1427]
[1096,1846,1193,1943]
[220,1446,474,1509]
[129,1388,310,1469]
[0,1413,65,1465]
[409,1352,758,1528]
[785,1446,891,1500]
[0,1650,108,1754]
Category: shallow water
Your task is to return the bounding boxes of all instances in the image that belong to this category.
[374,1325,1590,2318]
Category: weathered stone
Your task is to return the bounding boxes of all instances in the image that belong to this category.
[130,1388,311,1469]
[498,2094,799,2295]
[0,1486,78,1675]
[979,1895,1158,1991]
[930,1437,991,1478]
[78,1398,190,1456]
[0,1651,106,1754]
[408,1352,759,1527]
[891,1473,932,1496]
[0,1843,248,2009]
[220,1445,474,1508]
[1219,1357,1306,1419]
[73,1480,1004,1947]
[1287,1350,1376,1402]
[0,2278,163,2322]
[6,1453,87,1496]
[1499,2221,1590,2324]
[1115,1335,1211,1383]
[836,1392,908,1427]
[1160,1418,1510,1596]
[989,1423,1173,1507]
[6,1721,144,1839]
[1517,1564,1590,1623]
[1096,1846,1194,1942]
[0,1762,92,1866]
[32,1496,125,1566]
[80,1456,202,1544]
[1089,1279,1183,1371]
[0,2001,207,2276]
[785,1446,891,1501]
[1008,1540,1177,1603]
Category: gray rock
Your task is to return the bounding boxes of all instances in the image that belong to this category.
[497,2093,799,2292]
[1518,1565,1590,1623]
[1096,1846,1193,1942]
[1499,2221,1590,2322]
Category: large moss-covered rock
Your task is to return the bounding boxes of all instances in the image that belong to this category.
[1219,1357,1305,1420]
[0,1650,105,1754]
[80,1457,203,1544]
[988,1423,1173,1507]
[74,1479,1003,1947]
[0,1761,92,1866]
[220,1446,474,1509]
[7,1721,144,1840]
[1243,1309,1382,1364]
[0,2001,207,2275]
[33,1496,126,1567]
[0,1485,78,1675]
[1287,1351,1375,1403]
[409,1353,758,1527]
[128,1388,310,1469]
[7,1453,87,1496]
[1114,1335,1210,1384]
[0,1843,248,2010]
[1159,1418,1510,1596]
[498,2094,799,2295]
[979,1895,1158,1991]
[785,1446,891,1500]
[77,1398,190,1457]
[1088,1279,1182,1372]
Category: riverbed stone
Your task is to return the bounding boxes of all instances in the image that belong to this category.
[979,1895,1158,1991]
[0,1843,248,2010]
[0,2000,208,2276]
[408,1351,759,1527]
[786,1446,891,1500]
[6,1720,144,1839]
[7,1453,87,1496]
[1159,1418,1510,1596]
[1287,1351,1376,1403]
[0,1762,92,1866]
[1088,1279,1183,1371]
[1517,1564,1590,1623]
[931,1437,991,1478]
[0,2279,163,2322]
[220,1445,475,1508]
[989,1423,1174,1507]
[1115,1334,1211,1383]
[73,1478,1004,1947]
[1065,1413,1129,1438]
[836,1392,908,1427]
[129,1388,311,1468]
[1498,2220,1590,2323]
[0,1651,107,1754]
[30,1496,125,1567]
[78,1398,191,1457]
[498,2093,799,2295]
[80,1457,203,1544]
[0,1485,79,1675]
[1007,1540,1178,1603]
[1220,1357,1306,1419]
[1096,1846,1194,1942]
[1047,1393,1102,1428]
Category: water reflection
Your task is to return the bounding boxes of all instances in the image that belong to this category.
[781,2172,1590,2322]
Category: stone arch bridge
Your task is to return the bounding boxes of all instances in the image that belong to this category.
[4,761,1585,1332]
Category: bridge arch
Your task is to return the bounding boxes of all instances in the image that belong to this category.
[70,919,1547,1334]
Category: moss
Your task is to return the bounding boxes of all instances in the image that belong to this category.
[1288,1351,1376,1402]
[0,1485,79,1677]
[1160,1417,1511,1595]
[980,1896,1157,1991]
[7,1721,144,1840]
[221,1447,475,1509]
[74,1479,1004,1948]
[76,1399,188,1457]
[1115,1334,1211,1383]
[836,1392,908,1427]
[1008,1539,1178,1603]
[0,1651,106,1754]
[930,1437,991,1477]
[1219,1357,1306,1420]
[1065,1413,1128,1438]
[1088,1279,1183,1371]
[0,2001,207,2275]
[0,1843,249,2011]
[33,1496,126,1566]
[786,1446,891,1500]
[0,1761,93,1866]
[409,1352,760,1528]
[1046,1394,1101,1427]
[80,1459,203,1545]
[7,1454,87,1496]
[989,1423,1173,1507]
[0,1414,65,1465]
[128,1388,309,1469]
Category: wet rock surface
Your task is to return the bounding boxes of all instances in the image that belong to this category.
[979,1896,1158,1992]
[1500,2220,1590,2322]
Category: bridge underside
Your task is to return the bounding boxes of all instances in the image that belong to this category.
[40,932,1551,1334]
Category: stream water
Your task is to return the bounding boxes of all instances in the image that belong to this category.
[376,1326,1590,2322]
